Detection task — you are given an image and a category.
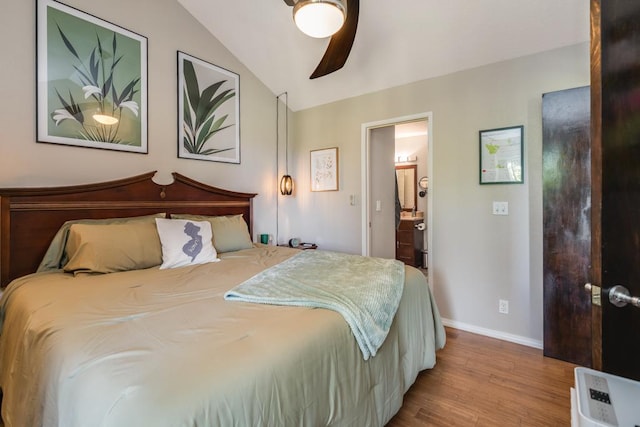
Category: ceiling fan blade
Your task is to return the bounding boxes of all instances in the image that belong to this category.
[310,0,359,79]
[283,0,295,6]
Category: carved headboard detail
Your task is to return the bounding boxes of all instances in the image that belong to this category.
[0,171,257,287]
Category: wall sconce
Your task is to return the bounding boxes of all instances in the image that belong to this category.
[418,176,428,197]
[277,92,293,195]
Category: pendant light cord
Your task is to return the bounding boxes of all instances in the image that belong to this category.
[278,92,289,175]
[286,92,289,175]
[276,94,279,245]
[275,91,288,245]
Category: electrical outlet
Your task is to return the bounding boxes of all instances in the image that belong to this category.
[499,299,509,314]
[492,201,509,215]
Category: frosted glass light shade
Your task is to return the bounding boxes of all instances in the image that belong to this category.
[293,0,346,38]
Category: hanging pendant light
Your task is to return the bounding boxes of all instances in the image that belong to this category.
[293,0,346,38]
[280,174,293,195]
[277,92,294,196]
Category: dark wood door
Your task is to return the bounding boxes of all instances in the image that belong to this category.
[542,86,592,366]
[592,0,640,381]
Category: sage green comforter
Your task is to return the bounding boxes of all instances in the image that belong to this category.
[0,246,445,427]
[225,250,406,360]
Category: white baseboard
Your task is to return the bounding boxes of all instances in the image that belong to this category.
[441,318,543,350]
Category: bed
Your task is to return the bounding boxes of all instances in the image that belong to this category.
[0,171,445,426]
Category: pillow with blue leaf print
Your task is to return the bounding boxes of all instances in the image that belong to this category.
[155,218,219,269]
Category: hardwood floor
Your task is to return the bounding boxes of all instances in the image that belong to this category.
[386,327,577,426]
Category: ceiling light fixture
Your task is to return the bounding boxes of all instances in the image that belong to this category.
[293,0,346,38]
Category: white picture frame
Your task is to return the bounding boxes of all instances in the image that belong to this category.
[37,0,148,153]
[178,51,240,163]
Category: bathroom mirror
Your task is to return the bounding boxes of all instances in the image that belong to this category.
[395,165,417,210]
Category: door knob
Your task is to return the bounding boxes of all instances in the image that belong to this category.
[608,284,640,308]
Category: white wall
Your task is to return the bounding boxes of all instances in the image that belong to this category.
[0,0,278,240]
[287,43,590,344]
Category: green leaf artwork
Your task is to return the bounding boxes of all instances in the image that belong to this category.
[178,52,240,163]
[37,0,147,153]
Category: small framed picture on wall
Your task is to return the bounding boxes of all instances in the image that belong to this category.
[479,125,524,184]
[310,147,339,192]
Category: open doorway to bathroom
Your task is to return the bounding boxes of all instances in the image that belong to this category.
[361,113,432,281]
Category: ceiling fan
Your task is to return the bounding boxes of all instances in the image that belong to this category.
[282,0,360,79]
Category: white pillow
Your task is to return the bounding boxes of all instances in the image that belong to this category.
[155,218,219,269]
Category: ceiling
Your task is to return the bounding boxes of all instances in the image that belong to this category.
[177,0,590,112]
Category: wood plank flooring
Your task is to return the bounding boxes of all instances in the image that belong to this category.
[386,327,577,426]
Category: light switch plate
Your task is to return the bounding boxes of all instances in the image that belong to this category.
[492,201,509,215]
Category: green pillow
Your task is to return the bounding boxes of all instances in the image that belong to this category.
[38,213,166,272]
[63,222,162,274]
[171,214,253,253]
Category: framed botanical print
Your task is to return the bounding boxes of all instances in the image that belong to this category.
[36,0,148,153]
[479,125,524,184]
[178,51,240,163]
[310,147,339,192]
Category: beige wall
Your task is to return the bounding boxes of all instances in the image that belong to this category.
[0,0,278,240]
[288,43,590,344]
[0,0,591,344]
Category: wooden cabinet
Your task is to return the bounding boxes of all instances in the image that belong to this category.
[396,218,424,268]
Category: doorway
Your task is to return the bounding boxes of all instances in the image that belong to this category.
[360,113,433,281]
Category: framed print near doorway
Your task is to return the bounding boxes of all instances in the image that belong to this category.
[310,147,339,192]
[479,125,524,184]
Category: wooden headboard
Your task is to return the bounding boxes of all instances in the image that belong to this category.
[0,171,257,287]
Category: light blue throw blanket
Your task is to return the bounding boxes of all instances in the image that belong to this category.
[224,250,405,360]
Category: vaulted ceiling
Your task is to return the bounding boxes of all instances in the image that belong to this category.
[178,0,590,111]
